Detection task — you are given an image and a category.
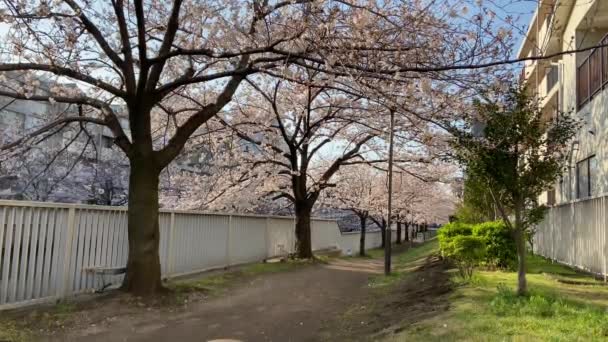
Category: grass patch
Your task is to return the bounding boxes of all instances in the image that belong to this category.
[0,300,76,342]
[368,239,439,289]
[389,252,608,341]
[0,320,30,342]
[363,247,385,259]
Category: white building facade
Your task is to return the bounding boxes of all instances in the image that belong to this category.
[519,0,608,205]
[520,0,608,277]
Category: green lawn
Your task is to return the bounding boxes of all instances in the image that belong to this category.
[388,248,608,341]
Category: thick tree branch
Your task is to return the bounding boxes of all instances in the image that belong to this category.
[1,116,105,151]
[146,0,184,92]
[0,63,126,97]
[63,0,125,69]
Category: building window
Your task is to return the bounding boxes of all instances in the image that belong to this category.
[576,155,597,199]
[100,135,113,148]
[577,34,608,109]
[546,65,558,94]
[547,187,556,205]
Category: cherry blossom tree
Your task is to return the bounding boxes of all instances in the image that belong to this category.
[0,0,517,294]
[0,90,129,203]
[159,142,286,214]
[322,164,382,256]
[210,74,383,258]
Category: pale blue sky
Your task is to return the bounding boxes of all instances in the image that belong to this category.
[494,0,539,57]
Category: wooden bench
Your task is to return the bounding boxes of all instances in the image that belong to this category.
[84,267,126,292]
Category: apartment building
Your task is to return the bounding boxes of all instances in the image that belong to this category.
[0,75,130,203]
[0,73,262,207]
[519,0,608,205]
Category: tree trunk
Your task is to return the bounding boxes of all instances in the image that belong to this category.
[396,221,402,244]
[380,218,387,248]
[295,203,313,259]
[403,222,409,242]
[359,214,367,257]
[514,204,527,295]
[122,159,164,296]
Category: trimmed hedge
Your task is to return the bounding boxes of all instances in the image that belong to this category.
[437,221,473,253]
[439,220,515,270]
[442,235,486,279]
[473,221,516,268]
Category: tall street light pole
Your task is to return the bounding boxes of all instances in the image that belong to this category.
[385,109,395,276]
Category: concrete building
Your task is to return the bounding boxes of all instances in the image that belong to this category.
[0,74,130,204]
[519,0,608,205]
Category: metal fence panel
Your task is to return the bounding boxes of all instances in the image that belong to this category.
[0,200,387,309]
[230,216,267,265]
[266,218,295,257]
[534,196,607,278]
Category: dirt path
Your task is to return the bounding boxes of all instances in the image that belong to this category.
[13,243,451,342]
[324,255,452,341]
[40,258,386,342]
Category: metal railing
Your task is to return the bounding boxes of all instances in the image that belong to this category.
[576,34,608,109]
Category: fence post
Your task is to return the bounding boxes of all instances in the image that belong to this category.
[265,217,271,259]
[167,212,176,276]
[226,215,232,268]
[60,206,77,297]
[597,196,608,282]
[551,208,555,263]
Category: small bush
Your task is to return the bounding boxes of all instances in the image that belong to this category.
[472,220,516,269]
[437,221,473,252]
[442,235,485,279]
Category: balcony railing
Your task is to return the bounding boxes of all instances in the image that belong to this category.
[577,34,608,109]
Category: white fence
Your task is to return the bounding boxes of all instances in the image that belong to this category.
[534,195,608,278]
[0,200,386,309]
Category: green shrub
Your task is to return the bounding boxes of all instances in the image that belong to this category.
[442,235,486,279]
[472,220,516,269]
[437,221,473,252]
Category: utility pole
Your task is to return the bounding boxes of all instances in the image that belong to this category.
[385,109,395,276]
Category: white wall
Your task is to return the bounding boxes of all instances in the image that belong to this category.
[0,200,385,309]
[535,195,608,277]
[553,1,608,204]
